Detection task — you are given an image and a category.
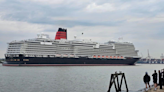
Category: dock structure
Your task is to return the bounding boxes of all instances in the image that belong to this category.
[107,72,128,92]
[143,86,164,92]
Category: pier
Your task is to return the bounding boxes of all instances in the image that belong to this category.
[142,86,164,92]
[107,69,164,92]
[139,68,164,92]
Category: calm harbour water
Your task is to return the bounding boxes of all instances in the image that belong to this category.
[0,64,163,92]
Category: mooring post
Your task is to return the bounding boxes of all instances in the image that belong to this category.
[108,74,114,92]
[119,73,124,91]
[107,72,128,92]
[123,73,128,92]
[116,73,121,91]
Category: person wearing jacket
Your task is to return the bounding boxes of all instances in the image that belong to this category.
[152,70,158,91]
[143,72,151,90]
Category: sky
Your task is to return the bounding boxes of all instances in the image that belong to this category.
[0,0,164,58]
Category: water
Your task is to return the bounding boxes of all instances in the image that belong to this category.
[0,64,163,92]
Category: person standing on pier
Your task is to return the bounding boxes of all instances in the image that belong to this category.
[162,69,164,85]
[152,70,158,91]
[158,70,162,89]
[143,72,151,90]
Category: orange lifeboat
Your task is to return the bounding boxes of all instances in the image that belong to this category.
[117,56,120,59]
[93,55,97,58]
[110,56,113,58]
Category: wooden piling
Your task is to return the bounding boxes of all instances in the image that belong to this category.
[107,72,128,92]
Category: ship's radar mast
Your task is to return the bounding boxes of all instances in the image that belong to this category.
[37,34,49,39]
[74,35,77,39]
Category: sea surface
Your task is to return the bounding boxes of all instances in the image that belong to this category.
[0,64,163,92]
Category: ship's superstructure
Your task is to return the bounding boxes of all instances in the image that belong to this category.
[3,28,140,66]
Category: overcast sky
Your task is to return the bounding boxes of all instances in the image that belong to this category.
[0,0,164,58]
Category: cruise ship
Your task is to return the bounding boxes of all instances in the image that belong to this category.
[3,28,140,66]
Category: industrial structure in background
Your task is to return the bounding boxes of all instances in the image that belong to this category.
[138,50,164,64]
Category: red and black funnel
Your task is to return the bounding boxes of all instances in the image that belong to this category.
[55,28,67,40]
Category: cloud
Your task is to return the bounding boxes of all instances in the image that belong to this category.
[85,2,131,13]
[0,0,123,27]
[0,0,164,58]
[1,0,164,27]
[0,19,43,33]
[85,3,116,12]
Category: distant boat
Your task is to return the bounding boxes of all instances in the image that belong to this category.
[0,59,5,63]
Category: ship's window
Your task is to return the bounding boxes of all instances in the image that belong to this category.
[23,59,29,61]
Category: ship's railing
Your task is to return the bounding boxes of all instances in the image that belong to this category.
[92,55,125,59]
[107,40,133,44]
[55,54,75,58]
[9,38,56,44]
[5,54,19,57]
[5,54,137,60]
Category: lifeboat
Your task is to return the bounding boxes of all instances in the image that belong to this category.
[55,54,61,57]
[110,56,113,58]
[93,55,97,58]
